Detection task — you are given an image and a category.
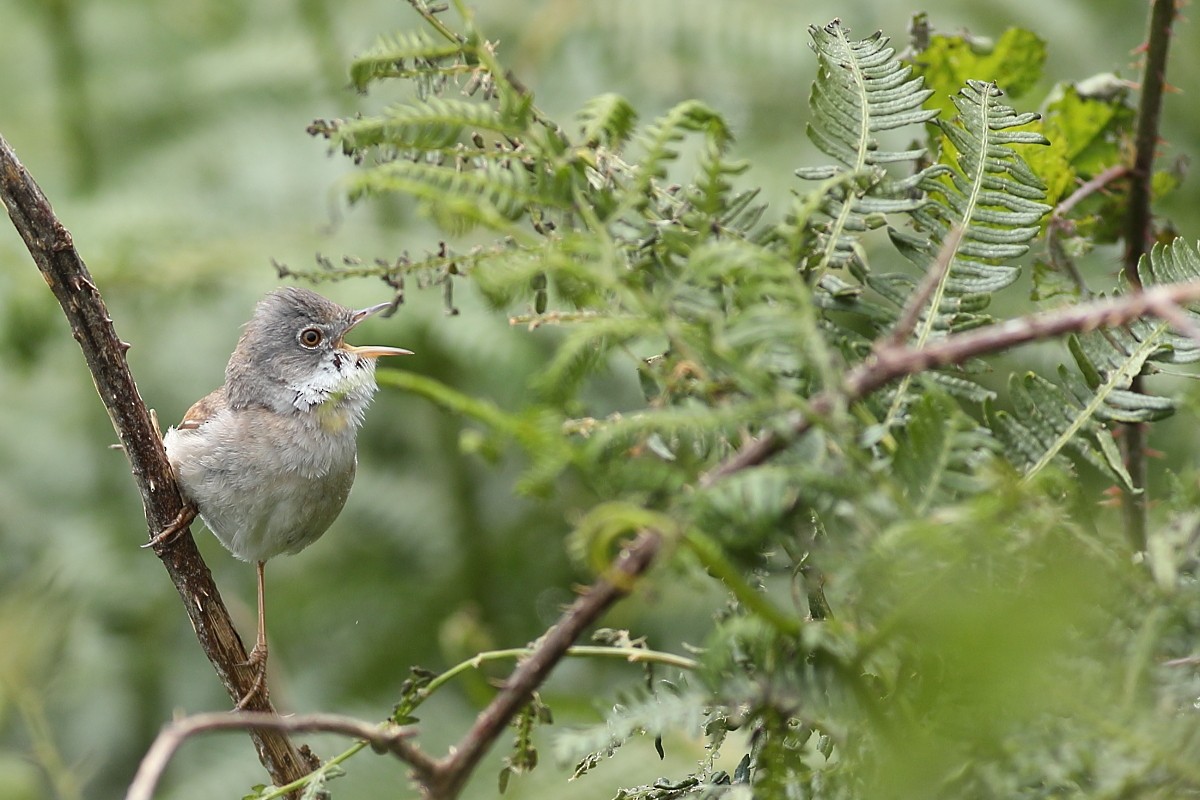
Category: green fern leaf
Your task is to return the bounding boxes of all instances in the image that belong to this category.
[349,31,467,92]
[796,20,938,281]
[988,371,1136,490]
[346,158,570,232]
[327,98,531,156]
[1137,239,1200,363]
[892,392,998,514]
[635,100,732,194]
[985,241,1200,485]
[577,93,639,150]
[882,80,1050,424]
[891,80,1050,336]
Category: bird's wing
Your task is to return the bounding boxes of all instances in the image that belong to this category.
[177,387,228,431]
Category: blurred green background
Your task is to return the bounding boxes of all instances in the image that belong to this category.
[1,1,1197,798]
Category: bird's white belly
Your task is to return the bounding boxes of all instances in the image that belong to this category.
[164,407,358,563]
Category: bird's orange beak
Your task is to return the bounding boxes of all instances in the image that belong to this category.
[341,301,414,358]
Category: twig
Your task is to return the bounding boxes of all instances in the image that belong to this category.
[1047,164,1131,297]
[1056,164,1130,222]
[126,713,423,800]
[885,223,965,349]
[422,530,662,799]
[700,279,1200,487]
[425,644,699,696]
[0,133,314,790]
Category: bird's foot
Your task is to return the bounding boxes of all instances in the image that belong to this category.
[142,505,197,550]
[233,643,270,710]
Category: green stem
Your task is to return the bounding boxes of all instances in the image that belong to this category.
[684,530,803,636]
[376,370,519,435]
[260,741,370,799]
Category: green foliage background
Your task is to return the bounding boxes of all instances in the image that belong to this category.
[1,1,1200,799]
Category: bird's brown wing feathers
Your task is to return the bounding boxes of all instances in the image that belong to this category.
[177,388,228,431]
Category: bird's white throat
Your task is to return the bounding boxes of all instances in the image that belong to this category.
[288,354,379,432]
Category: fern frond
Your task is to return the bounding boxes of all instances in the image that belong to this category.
[635,100,733,195]
[577,93,639,150]
[985,242,1200,485]
[804,22,936,166]
[533,315,657,403]
[1137,239,1200,363]
[987,372,1136,490]
[346,158,571,231]
[349,30,468,92]
[692,137,751,221]
[555,686,710,779]
[893,80,1051,337]
[796,20,938,280]
[326,98,530,156]
[883,80,1050,424]
[892,392,998,513]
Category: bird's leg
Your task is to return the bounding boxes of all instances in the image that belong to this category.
[142,504,197,550]
[234,560,270,710]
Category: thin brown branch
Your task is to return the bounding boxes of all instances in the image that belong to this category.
[1046,164,1131,298]
[1120,0,1180,551]
[885,223,965,348]
[0,133,314,791]
[126,713,422,800]
[701,279,1200,487]
[1123,0,1179,286]
[421,530,662,800]
[1055,164,1130,221]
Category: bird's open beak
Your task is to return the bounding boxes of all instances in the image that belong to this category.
[342,301,414,358]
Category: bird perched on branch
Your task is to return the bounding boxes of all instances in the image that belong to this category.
[160,287,411,705]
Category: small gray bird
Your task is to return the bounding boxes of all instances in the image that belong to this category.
[162,287,411,703]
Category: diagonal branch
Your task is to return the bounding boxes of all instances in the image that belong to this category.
[701,279,1200,487]
[422,530,662,800]
[0,133,314,792]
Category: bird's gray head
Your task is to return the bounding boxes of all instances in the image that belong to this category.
[225,287,411,417]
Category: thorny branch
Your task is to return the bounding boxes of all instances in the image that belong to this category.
[1120,0,1181,551]
[0,133,316,793]
[702,281,1200,487]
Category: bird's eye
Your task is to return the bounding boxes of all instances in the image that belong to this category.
[299,327,323,348]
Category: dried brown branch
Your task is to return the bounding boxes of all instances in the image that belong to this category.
[126,713,421,800]
[0,133,314,792]
[701,279,1200,487]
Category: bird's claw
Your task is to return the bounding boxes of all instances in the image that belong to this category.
[143,505,197,550]
[233,642,270,710]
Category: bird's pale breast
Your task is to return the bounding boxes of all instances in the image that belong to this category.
[164,403,359,563]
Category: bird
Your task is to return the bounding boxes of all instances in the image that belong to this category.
[160,287,412,705]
